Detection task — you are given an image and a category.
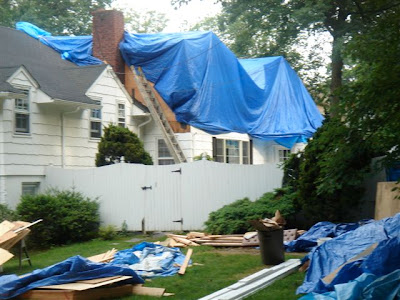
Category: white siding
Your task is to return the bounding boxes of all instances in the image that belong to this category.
[0,66,139,205]
[43,161,283,231]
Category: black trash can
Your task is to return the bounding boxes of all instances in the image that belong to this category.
[257,228,284,265]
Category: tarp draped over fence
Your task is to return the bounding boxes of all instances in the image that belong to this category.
[17,22,323,148]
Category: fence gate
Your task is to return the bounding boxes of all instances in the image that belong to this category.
[143,165,183,232]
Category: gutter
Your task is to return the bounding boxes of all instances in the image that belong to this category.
[61,107,82,168]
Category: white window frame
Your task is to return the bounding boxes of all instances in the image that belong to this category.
[90,101,102,139]
[21,182,40,196]
[277,148,291,163]
[214,138,251,164]
[14,94,30,134]
[117,103,126,128]
[156,138,175,165]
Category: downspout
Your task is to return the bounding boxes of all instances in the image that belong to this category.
[61,107,82,168]
[137,113,151,139]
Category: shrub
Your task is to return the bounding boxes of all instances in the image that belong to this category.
[99,225,118,240]
[96,124,153,166]
[17,188,100,248]
[0,203,18,222]
[204,189,295,234]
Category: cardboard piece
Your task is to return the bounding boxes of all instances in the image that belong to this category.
[37,276,132,291]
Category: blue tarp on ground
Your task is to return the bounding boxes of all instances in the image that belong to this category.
[120,31,323,147]
[285,221,361,253]
[0,255,143,300]
[112,242,188,278]
[297,213,400,296]
[17,22,323,147]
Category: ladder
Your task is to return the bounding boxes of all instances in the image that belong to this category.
[131,66,187,163]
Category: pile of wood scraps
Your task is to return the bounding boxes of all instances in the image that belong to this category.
[0,219,42,266]
[18,277,173,299]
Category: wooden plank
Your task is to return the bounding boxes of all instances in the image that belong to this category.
[0,221,15,236]
[0,248,14,265]
[0,231,18,245]
[38,276,132,291]
[169,235,199,246]
[178,248,193,275]
[132,285,166,297]
[1,229,30,251]
[14,219,42,234]
[201,242,244,247]
[87,248,117,263]
[77,276,120,284]
[19,284,132,300]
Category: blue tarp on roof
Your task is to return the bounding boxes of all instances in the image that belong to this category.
[16,22,102,66]
[17,23,323,146]
[120,31,323,146]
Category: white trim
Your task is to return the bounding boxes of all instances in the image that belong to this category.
[7,65,39,89]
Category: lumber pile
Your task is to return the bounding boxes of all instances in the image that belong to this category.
[0,219,42,266]
[163,232,253,247]
[18,278,172,299]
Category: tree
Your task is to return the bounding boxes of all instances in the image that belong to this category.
[0,0,113,35]
[121,8,168,33]
[340,1,400,166]
[95,125,153,167]
[173,0,400,114]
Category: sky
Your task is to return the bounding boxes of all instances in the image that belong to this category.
[112,0,221,32]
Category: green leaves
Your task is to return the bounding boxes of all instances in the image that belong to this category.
[95,124,153,167]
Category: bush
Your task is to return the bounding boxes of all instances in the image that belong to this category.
[96,124,153,166]
[99,225,118,240]
[204,189,295,234]
[0,203,18,222]
[17,188,100,248]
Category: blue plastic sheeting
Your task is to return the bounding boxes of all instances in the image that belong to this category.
[16,22,102,66]
[0,255,143,300]
[285,221,360,253]
[297,213,400,295]
[112,242,188,278]
[16,22,51,39]
[40,36,103,66]
[120,31,323,146]
[299,270,400,300]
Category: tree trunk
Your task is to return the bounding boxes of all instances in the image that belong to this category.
[330,35,344,117]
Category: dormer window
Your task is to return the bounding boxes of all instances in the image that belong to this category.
[14,97,30,134]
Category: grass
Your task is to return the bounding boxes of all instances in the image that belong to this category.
[3,234,306,299]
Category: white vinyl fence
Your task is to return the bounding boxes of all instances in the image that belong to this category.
[43,160,283,231]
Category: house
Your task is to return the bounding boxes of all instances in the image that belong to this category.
[0,25,147,207]
[1,10,323,207]
[90,10,323,166]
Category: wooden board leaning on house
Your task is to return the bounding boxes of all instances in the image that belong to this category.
[375,182,400,220]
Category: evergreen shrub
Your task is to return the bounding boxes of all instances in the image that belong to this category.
[204,189,295,234]
[17,188,100,248]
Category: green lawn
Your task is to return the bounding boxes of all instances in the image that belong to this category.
[3,235,306,299]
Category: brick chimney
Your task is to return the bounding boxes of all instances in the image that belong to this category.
[92,10,125,83]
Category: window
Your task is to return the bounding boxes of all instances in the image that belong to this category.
[118,103,125,128]
[278,149,291,162]
[213,138,252,164]
[157,139,175,165]
[15,97,30,134]
[22,182,39,196]
[90,101,102,138]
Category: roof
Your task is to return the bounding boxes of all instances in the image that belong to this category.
[0,26,106,104]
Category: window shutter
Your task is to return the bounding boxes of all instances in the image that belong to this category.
[250,139,253,164]
[212,137,217,161]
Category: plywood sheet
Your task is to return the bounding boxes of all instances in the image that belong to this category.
[37,276,132,291]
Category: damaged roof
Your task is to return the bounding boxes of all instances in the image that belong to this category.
[0,26,106,104]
